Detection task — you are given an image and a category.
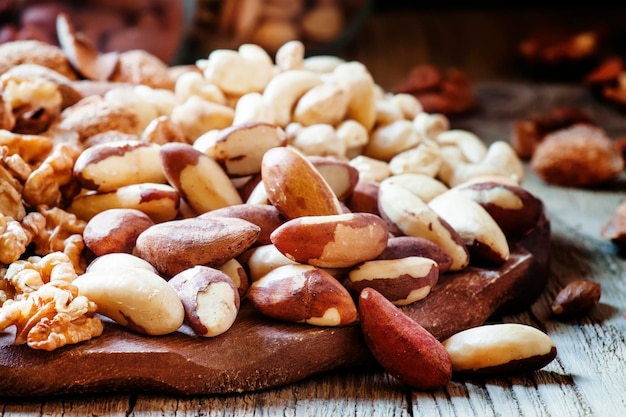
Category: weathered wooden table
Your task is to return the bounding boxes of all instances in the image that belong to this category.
[2,9,626,417]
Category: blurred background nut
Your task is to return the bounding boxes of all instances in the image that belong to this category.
[0,0,191,64]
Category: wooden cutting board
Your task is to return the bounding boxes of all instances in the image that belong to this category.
[0,211,550,397]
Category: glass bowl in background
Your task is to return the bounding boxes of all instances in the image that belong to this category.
[185,0,373,61]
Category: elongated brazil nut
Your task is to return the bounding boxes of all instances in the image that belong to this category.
[202,121,287,177]
[73,140,166,192]
[261,146,343,219]
[66,183,180,223]
[270,212,389,268]
[247,263,358,326]
[135,216,261,277]
[441,323,557,376]
[347,256,439,306]
[451,181,544,240]
[159,142,243,214]
[73,266,184,336]
[377,179,469,271]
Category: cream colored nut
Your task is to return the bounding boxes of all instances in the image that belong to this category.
[275,40,305,72]
[247,263,358,326]
[73,265,185,336]
[67,183,180,223]
[377,236,453,273]
[170,96,235,143]
[135,216,261,278]
[159,142,243,214]
[389,93,423,120]
[250,19,300,55]
[86,252,156,274]
[293,82,350,126]
[365,119,422,161]
[141,115,186,145]
[239,243,297,282]
[436,129,488,164]
[309,155,360,201]
[102,87,161,131]
[262,69,323,127]
[332,62,377,131]
[83,208,155,256]
[301,4,344,43]
[245,180,270,205]
[451,181,544,240]
[290,123,346,157]
[429,190,509,265]
[374,98,404,126]
[303,55,346,74]
[270,212,389,268]
[438,141,525,187]
[349,155,391,183]
[442,323,557,376]
[382,173,449,203]
[174,71,226,105]
[389,139,443,177]
[169,266,240,337]
[200,203,286,247]
[413,112,449,140]
[201,122,287,177]
[336,119,369,157]
[347,256,438,306]
[73,140,166,192]
[261,146,343,219]
[217,258,250,298]
[197,44,274,96]
[232,92,275,125]
[377,179,469,271]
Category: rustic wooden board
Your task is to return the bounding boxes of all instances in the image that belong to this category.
[0,210,550,397]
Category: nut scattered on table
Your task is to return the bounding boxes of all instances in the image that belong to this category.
[551,279,601,318]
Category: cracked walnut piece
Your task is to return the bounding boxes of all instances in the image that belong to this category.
[0,253,102,351]
[0,280,102,351]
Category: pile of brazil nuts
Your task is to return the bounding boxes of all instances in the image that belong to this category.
[0,36,559,390]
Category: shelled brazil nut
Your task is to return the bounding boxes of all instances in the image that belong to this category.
[0,35,556,392]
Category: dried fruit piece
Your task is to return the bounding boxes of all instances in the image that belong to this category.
[551,279,601,318]
[358,287,452,390]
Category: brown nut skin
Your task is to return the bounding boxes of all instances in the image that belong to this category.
[358,287,452,391]
[376,236,453,273]
[452,181,544,241]
[345,179,380,216]
[346,256,439,306]
[247,263,358,326]
[442,323,557,377]
[308,155,360,202]
[83,208,154,256]
[200,203,286,247]
[601,200,626,245]
[261,146,343,220]
[551,279,601,318]
[270,212,389,268]
[169,266,240,337]
[135,216,261,278]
